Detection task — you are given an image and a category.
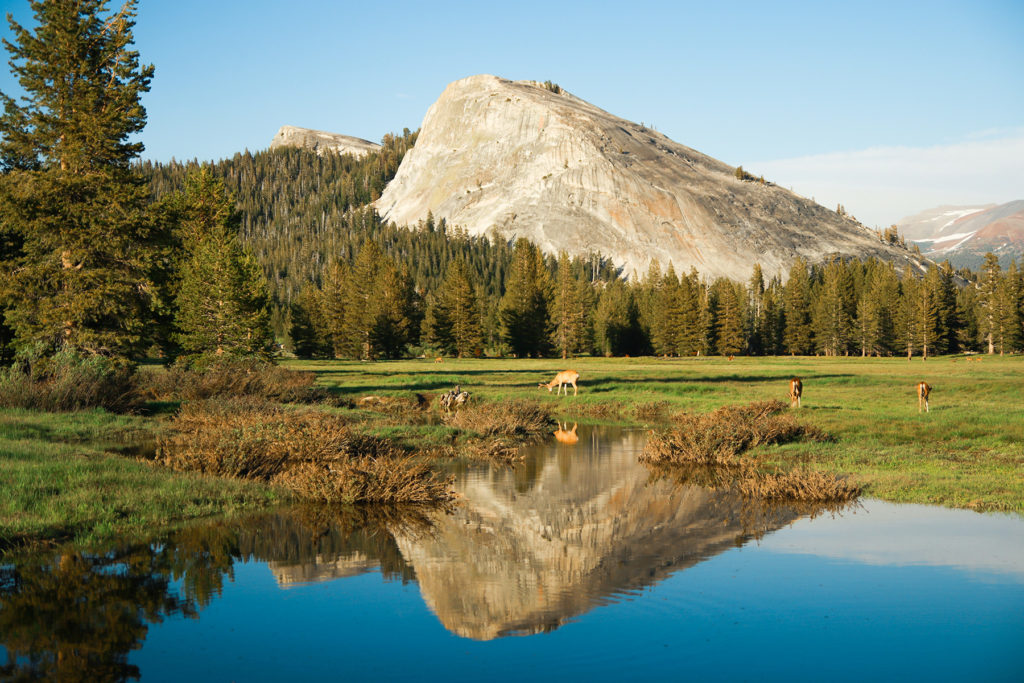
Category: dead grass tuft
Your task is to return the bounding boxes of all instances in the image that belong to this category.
[443,400,554,439]
[640,400,827,466]
[157,400,453,503]
[641,400,855,504]
[141,358,337,405]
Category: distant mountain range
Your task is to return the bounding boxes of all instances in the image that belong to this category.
[898,200,1024,269]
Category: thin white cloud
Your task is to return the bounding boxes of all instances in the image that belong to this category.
[750,132,1024,227]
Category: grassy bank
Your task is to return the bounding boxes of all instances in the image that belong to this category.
[3,353,1019,554]
[0,408,281,554]
[292,355,1024,512]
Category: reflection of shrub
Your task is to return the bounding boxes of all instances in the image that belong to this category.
[0,350,140,413]
[140,358,334,404]
[157,400,453,503]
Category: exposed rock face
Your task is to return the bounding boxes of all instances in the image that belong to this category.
[377,74,924,280]
[901,200,1024,269]
[269,125,381,158]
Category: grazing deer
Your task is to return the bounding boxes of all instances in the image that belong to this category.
[539,370,580,396]
[553,422,579,445]
[917,381,931,413]
[789,377,803,408]
[434,356,443,363]
[728,355,734,361]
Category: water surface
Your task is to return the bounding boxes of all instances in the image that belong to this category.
[2,425,1021,681]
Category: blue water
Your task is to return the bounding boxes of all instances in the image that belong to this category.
[3,426,1022,681]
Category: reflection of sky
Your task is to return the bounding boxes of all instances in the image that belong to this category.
[759,499,1024,582]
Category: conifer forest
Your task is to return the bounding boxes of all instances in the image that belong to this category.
[1,0,1022,368]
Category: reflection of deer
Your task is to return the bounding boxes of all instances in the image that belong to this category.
[917,381,931,413]
[553,422,579,445]
[539,370,580,396]
[789,377,802,408]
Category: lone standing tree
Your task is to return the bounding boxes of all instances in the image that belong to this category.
[0,0,156,358]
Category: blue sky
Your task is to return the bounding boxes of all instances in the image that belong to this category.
[1,0,1022,225]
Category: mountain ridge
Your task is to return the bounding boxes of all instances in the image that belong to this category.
[375,74,924,280]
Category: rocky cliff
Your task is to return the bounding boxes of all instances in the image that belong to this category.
[269,125,381,157]
[377,74,924,280]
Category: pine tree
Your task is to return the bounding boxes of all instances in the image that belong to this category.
[499,239,553,357]
[431,259,482,357]
[713,279,745,355]
[977,253,1003,354]
[289,284,330,358]
[812,258,853,356]
[895,266,919,359]
[173,173,273,360]
[783,258,813,355]
[551,252,586,359]
[593,279,642,356]
[0,0,157,358]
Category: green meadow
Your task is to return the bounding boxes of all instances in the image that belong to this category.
[293,354,1024,512]
[2,354,1020,554]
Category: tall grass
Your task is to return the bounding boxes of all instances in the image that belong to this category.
[139,358,336,405]
[157,400,454,504]
[0,351,141,413]
[641,400,857,503]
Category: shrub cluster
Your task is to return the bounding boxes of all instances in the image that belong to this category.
[641,400,827,466]
[0,350,141,413]
[140,358,335,405]
[641,400,857,503]
[442,400,554,439]
[157,400,453,504]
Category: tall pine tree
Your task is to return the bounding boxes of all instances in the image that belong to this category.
[0,0,157,357]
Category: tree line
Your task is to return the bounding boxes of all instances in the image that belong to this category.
[289,240,1023,360]
[1,0,1020,370]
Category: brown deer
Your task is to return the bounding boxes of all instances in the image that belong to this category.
[553,422,579,445]
[539,370,580,396]
[433,356,443,363]
[789,377,803,408]
[917,381,931,413]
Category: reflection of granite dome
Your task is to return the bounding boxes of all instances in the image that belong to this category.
[391,428,800,641]
[269,552,377,588]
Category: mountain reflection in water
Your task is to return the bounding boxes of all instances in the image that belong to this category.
[0,426,847,679]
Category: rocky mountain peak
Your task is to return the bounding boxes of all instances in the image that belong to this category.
[269,125,381,158]
[376,74,925,280]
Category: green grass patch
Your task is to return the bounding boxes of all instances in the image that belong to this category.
[287,355,1024,512]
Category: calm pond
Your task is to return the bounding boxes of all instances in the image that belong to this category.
[2,425,1022,681]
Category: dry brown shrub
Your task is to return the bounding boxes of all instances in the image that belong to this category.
[141,358,336,405]
[157,400,453,503]
[443,400,554,439]
[640,399,826,466]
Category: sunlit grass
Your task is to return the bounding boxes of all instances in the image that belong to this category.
[288,354,1023,512]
